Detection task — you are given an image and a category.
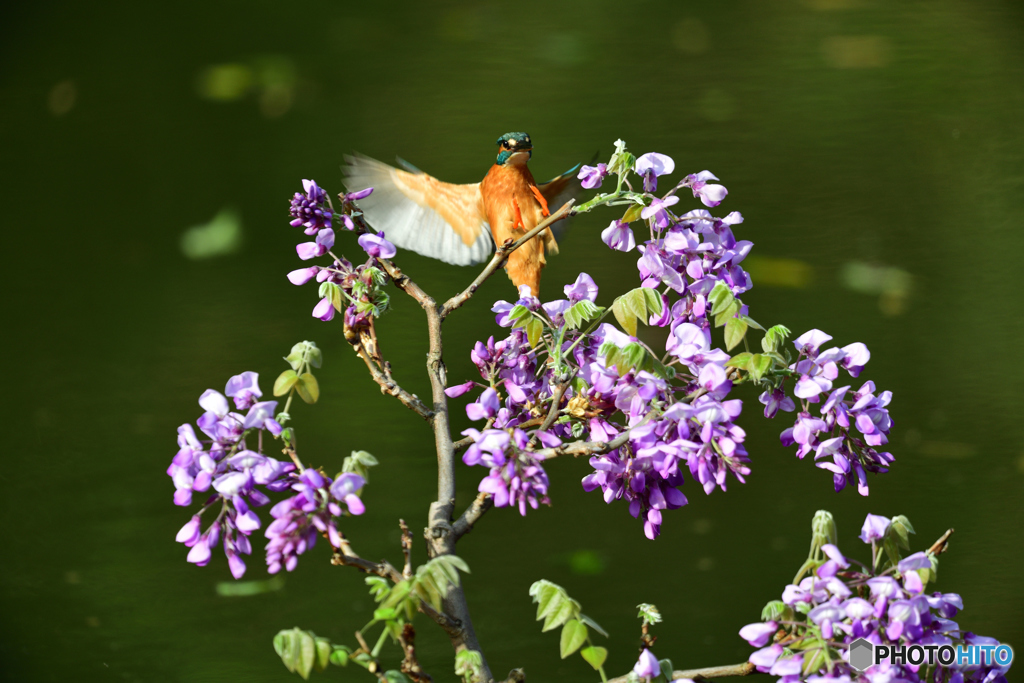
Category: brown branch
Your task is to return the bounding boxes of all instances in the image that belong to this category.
[350,336,434,420]
[400,519,414,579]
[607,661,757,683]
[399,624,432,683]
[530,411,656,460]
[452,491,494,541]
[928,528,954,556]
[440,200,575,319]
[358,251,495,681]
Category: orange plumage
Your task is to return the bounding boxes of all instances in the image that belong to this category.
[480,159,558,296]
[342,132,579,297]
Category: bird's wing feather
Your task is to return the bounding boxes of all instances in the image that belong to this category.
[538,163,583,243]
[343,154,493,266]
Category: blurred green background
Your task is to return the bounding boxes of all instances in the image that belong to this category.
[2,0,1023,680]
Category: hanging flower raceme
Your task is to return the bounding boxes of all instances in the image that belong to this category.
[739,512,1012,683]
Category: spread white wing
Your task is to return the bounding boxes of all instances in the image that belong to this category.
[343,154,494,266]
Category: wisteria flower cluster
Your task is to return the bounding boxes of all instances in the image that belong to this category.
[449,140,894,539]
[771,329,894,495]
[738,512,1011,683]
[287,181,394,328]
[168,359,369,579]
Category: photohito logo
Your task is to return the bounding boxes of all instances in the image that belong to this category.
[847,638,1015,672]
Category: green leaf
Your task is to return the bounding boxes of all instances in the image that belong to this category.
[564,300,603,330]
[889,515,915,550]
[295,373,320,403]
[714,299,741,327]
[659,658,674,681]
[883,536,900,567]
[366,576,391,602]
[635,603,662,626]
[708,282,734,309]
[761,600,794,623]
[611,299,637,337]
[580,645,608,670]
[531,581,563,621]
[382,671,410,683]
[272,628,317,678]
[724,317,748,351]
[621,202,644,223]
[580,613,609,638]
[762,324,792,353]
[642,287,663,318]
[739,314,764,331]
[273,630,292,668]
[329,645,351,667]
[373,607,399,622]
[308,345,323,369]
[508,304,530,322]
[455,649,485,681]
[611,287,654,337]
[284,351,304,371]
[726,352,754,371]
[525,317,543,348]
[559,619,588,658]
[274,370,299,397]
[314,637,331,672]
[749,354,772,382]
[542,596,580,632]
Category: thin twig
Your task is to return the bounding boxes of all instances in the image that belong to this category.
[400,519,414,580]
[607,661,757,683]
[350,336,434,419]
[440,200,575,318]
[928,528,954,556]
[452,492,494,541]
[530,411,656,460]
[398,624,432,683]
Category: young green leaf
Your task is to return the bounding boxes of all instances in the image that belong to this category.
[714,299,741,327]
[295,373,320,403]
[580,645,609,670]
[726,352,754,371]
[580,613,610,638]
[525,317,543,348]
[542,596,580,632]
[274,370,299,396]
[314,637,331,672]
[724,317,748,351]
[329,645,351,667]
[559,619,589,658]
[749,354,772,382]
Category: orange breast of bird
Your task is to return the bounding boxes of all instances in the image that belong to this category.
[480,162,558,296]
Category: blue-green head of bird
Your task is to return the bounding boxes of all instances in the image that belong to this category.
[496,132,533,166]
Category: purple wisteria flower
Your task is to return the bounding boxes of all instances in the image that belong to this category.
[641,196,679,229]
[635,152,675,193]
[296,228,335,261]
[601,220,636,252]
[168,369,370,579]
[578,163,608,190]
[772,330,895,494]
[289,179,333,235]
[633,649,660,679]
[358,231,397,259]
[683,171,728,207]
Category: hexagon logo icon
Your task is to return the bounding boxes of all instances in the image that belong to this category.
[849,638,874,671]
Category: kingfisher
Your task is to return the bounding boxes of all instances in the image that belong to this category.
[342,132,579,296]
